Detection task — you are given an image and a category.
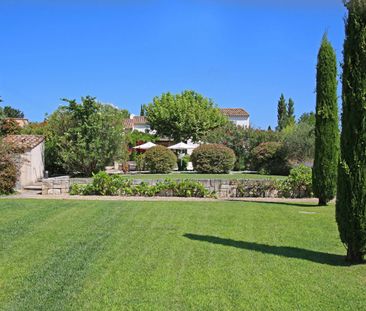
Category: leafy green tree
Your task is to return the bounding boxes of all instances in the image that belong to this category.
[287,98,296,127]
[337,0,366,264]
[312,35,339,206]
[47,96,129,176]
[282,121,315,163]
[276,94,287,131]
[298,112,316,127]
[146,90,227,142]
[3,106,24,118]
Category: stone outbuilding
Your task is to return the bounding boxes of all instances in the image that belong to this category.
[4,135,45,189]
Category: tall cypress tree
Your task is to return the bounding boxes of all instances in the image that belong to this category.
[287,98,295,127]
[276,94,287,131]
[312,34,339,206]
[336,0,366,264]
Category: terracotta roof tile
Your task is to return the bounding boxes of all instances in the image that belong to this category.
[220,108,249,117]
[3,135,44,151]
[123,116,148,129]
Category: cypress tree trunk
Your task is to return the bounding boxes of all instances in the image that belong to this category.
[312,35,339,206]
[336,0,366,264]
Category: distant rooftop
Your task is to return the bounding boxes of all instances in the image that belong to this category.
[3,135,44,151]
[220,108,249,117]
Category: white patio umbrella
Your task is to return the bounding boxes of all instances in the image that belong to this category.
[168,142,197,150]
[133,142,156,150]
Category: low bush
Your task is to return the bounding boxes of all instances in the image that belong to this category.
[70,171,216,198]
[279,165,312,198]
[250,142,290,175]
[191,144,236,173]
[144,146,177,173]
[236,180,279,198]
[0,141,17,195]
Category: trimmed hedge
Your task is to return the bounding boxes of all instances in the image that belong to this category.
[191,144,236,173]
[144,145,177,173]
[0,140,17,195]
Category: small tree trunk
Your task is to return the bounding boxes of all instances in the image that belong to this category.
[318,198,327,206]
[346,247,364,264]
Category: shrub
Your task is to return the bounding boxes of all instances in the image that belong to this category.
[236,180,279,198]
[250,142,289,175]
[191,144,236,173]
[279,165,312,198]
[144,146,177,173]
[136,154,145,171]
[69,172,215,198]
[0,140,17,195]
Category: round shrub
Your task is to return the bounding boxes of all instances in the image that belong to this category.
[191,144,236,173]
[0,141,17,195]
[251,141,290,175]
[144,145,177,173]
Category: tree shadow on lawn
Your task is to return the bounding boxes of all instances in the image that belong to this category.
[183,234,348,266]
[227,200,320,208]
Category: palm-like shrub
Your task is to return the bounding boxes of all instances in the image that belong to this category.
[144,146,177,173]
[191,144,236,173]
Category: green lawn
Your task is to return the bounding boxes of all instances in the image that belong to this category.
[0,199,364,310]
[122,172,285,180]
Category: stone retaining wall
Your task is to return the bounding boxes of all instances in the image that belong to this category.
[42,176,70,195]
[70,178,279,198]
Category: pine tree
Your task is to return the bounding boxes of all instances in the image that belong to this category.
[336,0,366,264]
[312,34,339,207]
[287,98,295,127]
[276,94,287,131]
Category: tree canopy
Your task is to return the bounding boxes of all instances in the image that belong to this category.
[145,90,227,142]
[46,96,129,176]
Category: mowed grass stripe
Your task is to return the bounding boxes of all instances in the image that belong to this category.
[0,201,128,308]
[3,201,132,311]
[0,200,365,311]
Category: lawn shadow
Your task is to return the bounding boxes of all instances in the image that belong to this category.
[183,233,348,266]
[227,200,320,208]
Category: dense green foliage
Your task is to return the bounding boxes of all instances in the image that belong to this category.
[282,120,315,163]
[45,97,129,176]
[1,199,365,310]
[146,90,227,142]
[250,142,289,175]
[277,94,287,131]
[2,106,24,118]
[191,144,236,173]
[144,145,177,173]
[312,35,339,206]
[336,0,366,264]
[287,98,295,127]
[70,172,214,197]
[0,119,21,136]
[0,140,17,194]
[202,123,282,170]
[280,165,313,198]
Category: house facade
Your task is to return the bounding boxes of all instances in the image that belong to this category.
[220,108,250,128]
[4,135,45,189]
[123,115,154,134]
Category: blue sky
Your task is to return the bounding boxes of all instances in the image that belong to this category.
[0,0,345,128]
